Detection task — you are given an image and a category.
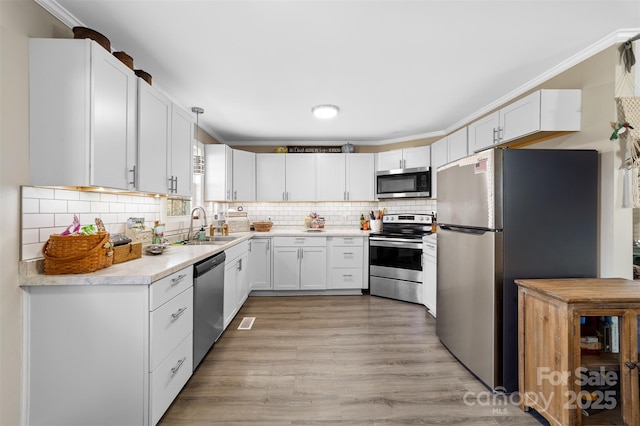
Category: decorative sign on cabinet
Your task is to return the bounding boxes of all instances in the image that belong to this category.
[29,38,137,191]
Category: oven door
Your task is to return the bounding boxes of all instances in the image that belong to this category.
[369,237,423,282]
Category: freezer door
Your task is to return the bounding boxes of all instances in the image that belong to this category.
[436,226,502,390]
[437,149,502,230]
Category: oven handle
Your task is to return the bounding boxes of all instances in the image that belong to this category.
[369,237,423,250]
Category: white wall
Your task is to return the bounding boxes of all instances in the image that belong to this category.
[0,1,72,424]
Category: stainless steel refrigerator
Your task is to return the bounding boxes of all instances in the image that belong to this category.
[436,148,598,393]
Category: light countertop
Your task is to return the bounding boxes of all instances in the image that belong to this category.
[20,227,370,287]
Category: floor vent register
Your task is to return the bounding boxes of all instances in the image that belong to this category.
[238,317,256,330]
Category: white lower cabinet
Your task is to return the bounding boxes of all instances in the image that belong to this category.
[223,240,249,329]
[23,265,194,426]
[249,238,272,290]
[273,237,327,290]
[328,236,366,289]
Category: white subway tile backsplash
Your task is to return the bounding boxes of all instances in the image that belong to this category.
[54,213,75,227]
[109,203,125,213]
[91,202,109,213]
[99,213,119,225]
[100,193,118,202]
[40,199,69,213]
[40,227,66,241]
[23,213,54,229]
[22,186,54,199]
[22,229,39,245]
[67,200,92,213]
[54,189,80,200]
[22,198,39,214]
[22,243,45,261]
[79,192,101,201]
[117,195,133,203]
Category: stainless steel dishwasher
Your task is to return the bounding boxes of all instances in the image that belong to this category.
[193,251,226,370]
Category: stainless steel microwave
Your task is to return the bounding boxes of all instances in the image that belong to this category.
[376,167,431,198]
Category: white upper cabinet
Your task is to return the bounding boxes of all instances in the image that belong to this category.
[204,144,232,201]
[204,145,256,201]
[468,89,581,153]
[346,154,375,201]
[468,111,500,153]
[256,154,286,201]
[232,149,256,201]
[137,80,172,194]
[285,154,316,201]
[376,146,430,171]
[169,104,193,197]
[446,127,468,163]
[316,154,346,201]
[29,39,137,190]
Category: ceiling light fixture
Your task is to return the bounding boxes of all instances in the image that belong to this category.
[312,104,339,119]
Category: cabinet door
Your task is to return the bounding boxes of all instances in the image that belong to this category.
[249,239,272,290]
[403,146,430,169]
[204,144,232,201]
[236,252,250,309]
[447,127,468,163]
[223,260,238,329]
[273,247,300,290]
[500,90,540,143]
[232,149,256,201]
[430,138,448,199]
[256,154,286,201]
[92,44,137,190]
[300,247,327,290]
[468,111,499,153]
[286,154,316,201]
[138,81,172,194]
[316,154,346,201]
[346,154,375,201]
[169,104,193,197]
[376,150,403,171]
[29,39,136,190]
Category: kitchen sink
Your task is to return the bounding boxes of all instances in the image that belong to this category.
[186,236,239,245]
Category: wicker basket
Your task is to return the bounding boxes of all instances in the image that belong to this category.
[72,27,111,51]
[113,51,134,70]
[253,221,273,232]
[42,232,113,275]
[112,242,142,264]
[135,69,152,85]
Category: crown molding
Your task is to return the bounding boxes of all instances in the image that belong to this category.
[34,0,83,28]
[444,28,640,135]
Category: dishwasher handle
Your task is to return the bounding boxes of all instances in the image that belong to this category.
[194,251,226,277]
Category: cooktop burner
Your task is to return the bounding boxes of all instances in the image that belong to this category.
[371,213,434,238]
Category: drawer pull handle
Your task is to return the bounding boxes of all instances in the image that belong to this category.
[343,274,353,278]
[343,252,354,256]
[171,307,187,320]
[170,357,187,376]
[171,274,187,285]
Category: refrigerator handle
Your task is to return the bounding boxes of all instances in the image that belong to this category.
[439,224,491,235]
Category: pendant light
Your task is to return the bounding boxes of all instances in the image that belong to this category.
[192,107,204,174]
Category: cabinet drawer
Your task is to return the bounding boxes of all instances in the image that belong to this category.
[331,236,362,246]
[225,239,249,263]
[331,268,363,289]
[330,246,363,268]
[149,333,193,425]
[274,236,326,247]
[150,265,193,310]
[150,287,193,371]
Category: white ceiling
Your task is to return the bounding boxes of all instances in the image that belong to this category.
[43,0,640,145]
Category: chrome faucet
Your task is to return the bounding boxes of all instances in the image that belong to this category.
[187,206,208,241]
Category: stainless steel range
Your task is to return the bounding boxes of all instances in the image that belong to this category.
[369,213,433,304]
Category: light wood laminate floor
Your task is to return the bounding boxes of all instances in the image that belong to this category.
[160,295,543,425]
